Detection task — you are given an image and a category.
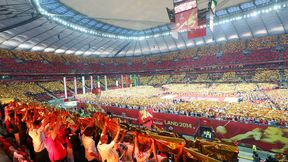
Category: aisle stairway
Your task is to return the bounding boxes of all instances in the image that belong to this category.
[35,82,57,99]
[60,80,74,94]
[238,146,275,162]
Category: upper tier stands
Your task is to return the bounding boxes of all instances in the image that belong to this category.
[222,41,246,55]
[0,34,287,75]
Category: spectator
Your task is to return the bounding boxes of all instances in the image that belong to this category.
[252,152,261,162]
[134,134,154,162]
[67,125,85,162]
[44,117,67,162]
[97,122,120,162]
[28,119,50,162]
[82,126,100,162]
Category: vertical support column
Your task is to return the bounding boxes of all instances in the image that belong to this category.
[129,74,133,87]
[63,77,68,99]
[133,74,137,87]
[138,74,140,86]
[121,75,124,88]
[90,76,93,92]
[82,76,85,94]
[97,76,100,88]
[73,77,77,95]
[104,75,107,91]
[125,75,129,88]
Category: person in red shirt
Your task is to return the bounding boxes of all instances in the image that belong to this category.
[44,117,67,162]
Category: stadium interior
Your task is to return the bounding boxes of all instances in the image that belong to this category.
[0,0,288,162]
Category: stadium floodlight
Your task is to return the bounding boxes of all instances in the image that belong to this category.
[31,46,44,51]
[241,32,252,37]
[251,11,258,17]
[55,49,65,53]
[196,41,204,45]
[65,50,74,54]
[216,37,226,42]
[228,35,238,40]
[75,51,84,55]
[44,48,55,52]
[206,38,214,43]
[273,5,281,10]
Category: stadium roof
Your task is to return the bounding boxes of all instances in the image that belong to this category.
[0,0,287,57]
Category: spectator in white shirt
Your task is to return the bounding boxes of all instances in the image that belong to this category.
[97,122,120,162]
[82,126,100,162]
[28,119,50,162]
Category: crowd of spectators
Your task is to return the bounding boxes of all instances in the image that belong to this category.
[13,52,43,61]
[149,75,170,86]
[63,55,82,63]
[168,74,186,83]
[0,75,282,101]
[0,34,287,67]
[139,75,153,85]
[253,69,279,82]
[279,34,288,46]
[265,89,288,109]
[0,66,285,104]
[0,81,78,103]
[222,41,246,55]
[198,44,219,56]
[39,81,64,92]
[0,82,45,102]
[77,83,288,127]
[0,101,148,162]
[176,48,198,59]
[158,52,179,62]
[195,74,209,82]
[0,50,16,59]
[218,72,241,82]
[38,53,65,63]
[0,33,287,76]
[248,36,278,50]
[66,81,77,90]
[159,83,278,98]
[139,69,282,85]
[106,77,118,88]
[0,100,244,162]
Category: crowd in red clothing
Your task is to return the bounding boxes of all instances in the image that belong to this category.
[0,101,183,162]
[2,98,288,162]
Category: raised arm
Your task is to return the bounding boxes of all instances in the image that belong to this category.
[113,125,121,143]
[101,122,107,136]
[21,108,29,122]
[134,134,139,153]
[51,117,62,140]
[175,142,185,162]
[119,130,127,143]
[152,139,158,162]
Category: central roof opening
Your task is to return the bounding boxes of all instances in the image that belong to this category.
[59,0,251,31]
[60,0,173,30]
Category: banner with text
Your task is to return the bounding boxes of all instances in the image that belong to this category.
[97,105,288,154]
